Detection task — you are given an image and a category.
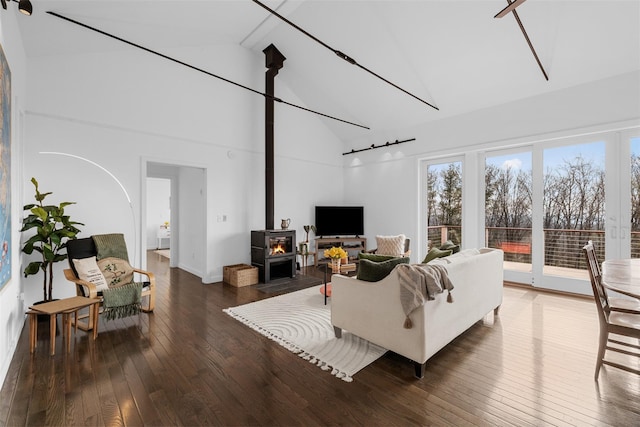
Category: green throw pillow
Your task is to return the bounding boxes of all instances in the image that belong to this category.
[358,252,397,263]
[439,240,460,254]
[422,247,452,263]
[357,257,410,282]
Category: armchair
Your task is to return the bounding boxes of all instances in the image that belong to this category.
[64,234,155,330]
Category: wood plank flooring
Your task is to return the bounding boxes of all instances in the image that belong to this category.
[1,253,639,426]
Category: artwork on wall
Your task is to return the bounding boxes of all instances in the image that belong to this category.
[0,42,11,291]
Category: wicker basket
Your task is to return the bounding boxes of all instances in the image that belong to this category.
[223,264,258,287]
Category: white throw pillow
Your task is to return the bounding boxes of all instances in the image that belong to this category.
[375,234,406,257]
[73,256,109,291]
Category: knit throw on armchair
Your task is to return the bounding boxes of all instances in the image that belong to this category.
[92,234,142,321]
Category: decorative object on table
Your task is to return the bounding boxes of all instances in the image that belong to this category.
[299,242,308,254]
[324,246,347,273]
[281,218,291,230]
[21,177,83,303]
[303,224,316,243]
[223,286,387,382]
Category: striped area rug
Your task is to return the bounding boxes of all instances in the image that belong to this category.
[223,286,387,382]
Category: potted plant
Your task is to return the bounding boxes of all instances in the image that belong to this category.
[324,246,348,273]
[21,177,83,303]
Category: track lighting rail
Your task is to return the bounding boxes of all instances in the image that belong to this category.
[342,138,415,156]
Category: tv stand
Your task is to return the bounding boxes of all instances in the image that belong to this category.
[315,237,367,267]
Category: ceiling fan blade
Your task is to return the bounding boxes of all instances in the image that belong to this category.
[494,0,527,19]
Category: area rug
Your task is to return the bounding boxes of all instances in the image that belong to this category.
[153,249,170,259]
[223,286,387,382]
[254,274,323,294]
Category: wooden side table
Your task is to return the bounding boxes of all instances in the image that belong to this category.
[297,250,316,269]
[28,296,101,355]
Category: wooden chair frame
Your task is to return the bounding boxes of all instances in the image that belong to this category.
[64,235,156,331]
[583,241,640,380]
[64,267,155,331]
[584,240,640,315]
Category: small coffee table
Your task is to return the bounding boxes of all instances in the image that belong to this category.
[28,296,101,355]
[321,262,358,305]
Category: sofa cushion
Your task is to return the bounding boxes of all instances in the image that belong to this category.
[375,234,406,257]
[357,257,410,282]
[97,257,135,288]
[422,247,452,263]
[72,256,109,291]
[358,252,397,263]
[439,240,460,254]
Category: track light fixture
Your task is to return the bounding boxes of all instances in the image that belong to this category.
[0,0,33,16]
[343,138,416,156]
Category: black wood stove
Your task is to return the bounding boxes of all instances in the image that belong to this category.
[251,45,297,283]
[251,230,296,283]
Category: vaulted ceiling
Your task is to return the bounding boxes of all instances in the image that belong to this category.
[15,0,640,142]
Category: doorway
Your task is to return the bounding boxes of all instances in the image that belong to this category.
[147,176,171,258]
[144,161,206,278]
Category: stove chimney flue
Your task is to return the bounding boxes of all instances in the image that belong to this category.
[263,44,286,230]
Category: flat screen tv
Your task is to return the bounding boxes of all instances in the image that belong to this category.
[315,206,364,237]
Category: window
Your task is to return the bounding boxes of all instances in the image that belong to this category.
[425,161,463,248]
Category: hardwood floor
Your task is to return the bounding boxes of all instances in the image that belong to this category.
[1,253,639,426]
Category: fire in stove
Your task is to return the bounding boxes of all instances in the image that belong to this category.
[271,243,286,255]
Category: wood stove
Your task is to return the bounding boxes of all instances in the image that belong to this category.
[251,230,296,283]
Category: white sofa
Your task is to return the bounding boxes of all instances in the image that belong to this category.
[331,248,504,378]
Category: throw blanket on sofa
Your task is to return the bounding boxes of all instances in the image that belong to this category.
[396,263,454,329]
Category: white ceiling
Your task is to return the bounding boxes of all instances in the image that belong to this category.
[14,0,640,142]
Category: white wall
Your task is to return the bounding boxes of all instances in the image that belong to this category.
[0,13,28,391]
[344,71,640,263]
[177,166,205,277]
[21,41,345,307]
[146,177,171,250]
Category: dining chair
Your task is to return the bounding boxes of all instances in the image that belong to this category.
[583,241,640,379]
[584,241,640,315]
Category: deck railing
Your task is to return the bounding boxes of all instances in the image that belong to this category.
[427,226,640,270]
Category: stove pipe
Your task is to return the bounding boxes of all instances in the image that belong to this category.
[263,44,286,230]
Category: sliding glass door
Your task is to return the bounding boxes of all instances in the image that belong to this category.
[485,149,533,283]
[424,159,463,250]
[482,130,638,293]
[540,140,606,287]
